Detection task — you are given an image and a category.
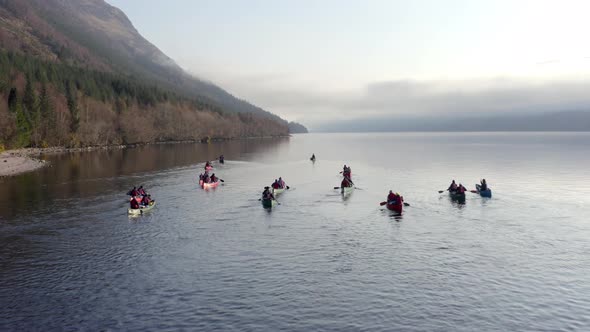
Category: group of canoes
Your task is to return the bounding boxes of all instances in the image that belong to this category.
[127,185,156,215]
[445,179,492,201]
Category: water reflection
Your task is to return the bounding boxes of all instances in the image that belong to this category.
[0,138,289,219]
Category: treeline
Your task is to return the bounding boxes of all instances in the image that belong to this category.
[0,51,288,149]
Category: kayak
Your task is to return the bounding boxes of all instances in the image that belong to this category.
[128,200,156,215]
[476,184,492,198]
[386,202,403,214]
[201,180,220,189]
[261,198,277,209]
[341,185,354,195]
[449,190,466,202]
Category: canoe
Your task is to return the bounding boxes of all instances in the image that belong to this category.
[201,180,220,189]
[449,190,466,202]
[261,198,277,209]
[386,202,403,214]
[272,187,286,195]
[476,184,492,198]
[341,185,354,195]
[128,200,156,215]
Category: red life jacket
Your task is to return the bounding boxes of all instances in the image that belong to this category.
[130,199,140,209]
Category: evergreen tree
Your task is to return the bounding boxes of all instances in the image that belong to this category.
[15,102,31,147]
[39,84,54,145]
[8,87,18,113]
[66,81,79,133]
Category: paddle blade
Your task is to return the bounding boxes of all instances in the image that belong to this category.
[470,190,477,193]
[438,190,444,193]
[286,186,290,189]
[403,202,410,207]
[219,179,225,182]
[380,201,387,206]
[333,187,340,190]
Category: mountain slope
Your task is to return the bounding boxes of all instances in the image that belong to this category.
[0,0,285,123]
[0,0,290,148]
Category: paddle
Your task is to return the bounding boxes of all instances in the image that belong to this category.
[470,190,478,193]
[438,189,448,193]
[219,179,225,182]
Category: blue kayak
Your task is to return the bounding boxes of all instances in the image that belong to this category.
[476,184,492,198]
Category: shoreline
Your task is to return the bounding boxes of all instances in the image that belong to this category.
[0,135,291,177]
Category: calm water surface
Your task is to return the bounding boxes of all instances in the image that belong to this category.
[1,132,589,331]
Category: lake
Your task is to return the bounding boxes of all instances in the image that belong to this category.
[1,132,589,331]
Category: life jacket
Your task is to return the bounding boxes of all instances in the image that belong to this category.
[341,179,351,187]
[458,186,465,194]
[130,189,138,196]
[138,188,146,196]
[262,190,272,200]
[272,182,280,189]
[141,196,150,205]
[130,199,140,209]
[387,193,396,202]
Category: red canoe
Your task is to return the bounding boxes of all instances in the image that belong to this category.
[200,180,220,189]
[386,202,403,214]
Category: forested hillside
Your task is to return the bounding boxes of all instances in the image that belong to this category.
[0,52,287,149]
[0,0,290,149]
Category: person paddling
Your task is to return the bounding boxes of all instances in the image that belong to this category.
[130,197,140,209]
[262,186,275,201]
[480,179,488,191]
[278,177,285,189]
[387,190,396,204]
[141,194,151,206]
[457,183,466,194]
[128,186,138,197]
[138,186,146,196]
[219,155,225,164]
[271,179,280,189]
[341,176,353,188]
[448,180,458,192]
[310,153,316,161]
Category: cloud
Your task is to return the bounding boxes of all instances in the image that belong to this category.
[225,78,590,128]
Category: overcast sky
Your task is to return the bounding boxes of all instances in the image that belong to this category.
[108,0,590,129]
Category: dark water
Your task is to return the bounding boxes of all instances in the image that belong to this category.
[1,133,589,331]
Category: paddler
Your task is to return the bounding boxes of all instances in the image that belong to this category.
[457,183,466,194]
[219,155,225,164]
[128,186,138,197]
[141,194,151,206]
[278,177,285,188]
[138,185,146,196]
[448,180,458,192]
[341,176,352,188]
[130,197,140,209]
[262,186,275,201]
[480,179,488,191]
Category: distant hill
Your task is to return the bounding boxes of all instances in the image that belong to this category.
[288,122,308,133]
[316,111,590,132]
[0,0,288,148]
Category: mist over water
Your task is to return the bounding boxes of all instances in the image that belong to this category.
[1,133,589,331]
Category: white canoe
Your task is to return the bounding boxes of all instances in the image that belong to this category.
[341,186,354,195]
[272,187,286,195]
[128,200,156,215]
